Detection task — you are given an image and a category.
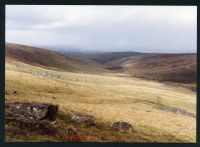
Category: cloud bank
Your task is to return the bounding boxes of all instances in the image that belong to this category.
[6,5,197,53]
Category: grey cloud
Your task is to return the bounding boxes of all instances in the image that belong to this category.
[6,5,197,53]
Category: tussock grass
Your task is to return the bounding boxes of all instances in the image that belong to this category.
[5,60,196,142]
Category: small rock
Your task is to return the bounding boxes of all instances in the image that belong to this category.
[16,105,21,109]
[33,107,38,112]
[71,115,96,127]
[66,126,82,142]
[50,121,57,125]
[71,115,95,123]
[13,91,17,94]
[112,121,134,132]
[66,125,78,135]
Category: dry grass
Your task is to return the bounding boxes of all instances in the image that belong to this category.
[5,60,196,142]
[105,53,196,84]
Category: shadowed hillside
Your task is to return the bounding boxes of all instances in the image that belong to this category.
[105,53,196,84]
[61,50,196,85]
[6,43,109,74]
[87,52,144,64]
[60,51,144,64]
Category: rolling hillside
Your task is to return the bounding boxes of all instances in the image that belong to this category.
[5,60,196,142]
[5,43,109,74]
[60,50,196,86]
[5,43,196,142]
[105,53,197,84]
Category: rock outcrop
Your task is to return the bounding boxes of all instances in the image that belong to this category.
[5,102,59,122]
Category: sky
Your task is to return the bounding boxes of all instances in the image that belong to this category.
[6,5,197,53]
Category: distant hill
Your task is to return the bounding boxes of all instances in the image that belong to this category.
[105,53,196,84]
[59,51,107,61]
[86,52,144,64]
[5,43,109,74]
[6,43,196,84]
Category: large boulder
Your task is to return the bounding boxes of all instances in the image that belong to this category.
[5,102,59,122]
[112,121,134,132]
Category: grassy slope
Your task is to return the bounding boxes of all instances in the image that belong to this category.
[105,54,196,84]
[5,60,196,142]
[6,43,109,74]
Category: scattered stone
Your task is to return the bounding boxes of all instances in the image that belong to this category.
[50,121,57,125]
[5,103,59,122]
[71,115,95,123]
[66,125,82,142]
[13,91,17,94]
[71,115,96,127]
[66,125,78,135]
[13,120,59,135]
[112,121,134,132]
[156,105,196,118]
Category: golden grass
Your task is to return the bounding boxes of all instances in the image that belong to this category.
[5,60,196,142]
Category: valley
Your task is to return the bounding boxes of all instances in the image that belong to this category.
[5,43,196,142]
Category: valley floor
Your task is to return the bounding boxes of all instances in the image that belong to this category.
[5,60,196,142]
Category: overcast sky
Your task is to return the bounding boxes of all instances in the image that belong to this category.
[6,5,197,53]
